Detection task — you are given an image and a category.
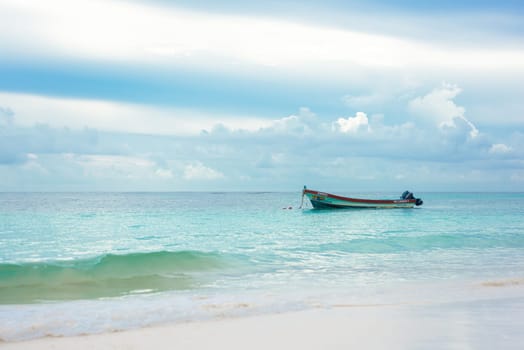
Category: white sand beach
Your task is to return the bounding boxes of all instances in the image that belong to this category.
[3,292,523,350]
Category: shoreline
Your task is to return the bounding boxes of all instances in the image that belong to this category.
[3,292,523,350]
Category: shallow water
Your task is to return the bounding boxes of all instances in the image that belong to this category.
[1,192,523,340]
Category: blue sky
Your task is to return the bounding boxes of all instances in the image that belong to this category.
[1,0,523,191]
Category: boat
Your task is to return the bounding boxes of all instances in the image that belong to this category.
[301,186,423,209]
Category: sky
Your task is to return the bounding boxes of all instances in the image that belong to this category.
[1,0,523,191]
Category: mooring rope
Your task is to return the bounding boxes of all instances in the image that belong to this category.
[298,185,306,209]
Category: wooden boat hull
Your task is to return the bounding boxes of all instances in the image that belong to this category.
[303,189,417,209]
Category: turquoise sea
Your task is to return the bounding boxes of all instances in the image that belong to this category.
[1,192,524,341]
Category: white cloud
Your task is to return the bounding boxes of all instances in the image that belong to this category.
[1,105,523,190]
[255,153,285,168]
[0,0,522,193]
[408,83,479,138]
[333,112,369,133]
[0,92,272,135]
[489,143,512,154]
[265,107,318,135]
[1,0,523,76]
[0,106,14,127]
[71,155,172,180]
[183,162,224,180]
[409,83,464,121]
[270,115,307,133]
[342,94,386,108]
[155,168,174,179]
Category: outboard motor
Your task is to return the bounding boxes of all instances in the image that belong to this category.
[401,191,414,200]
[401,190,423,206]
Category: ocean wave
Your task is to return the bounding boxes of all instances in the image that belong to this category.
[0,250,239,304]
